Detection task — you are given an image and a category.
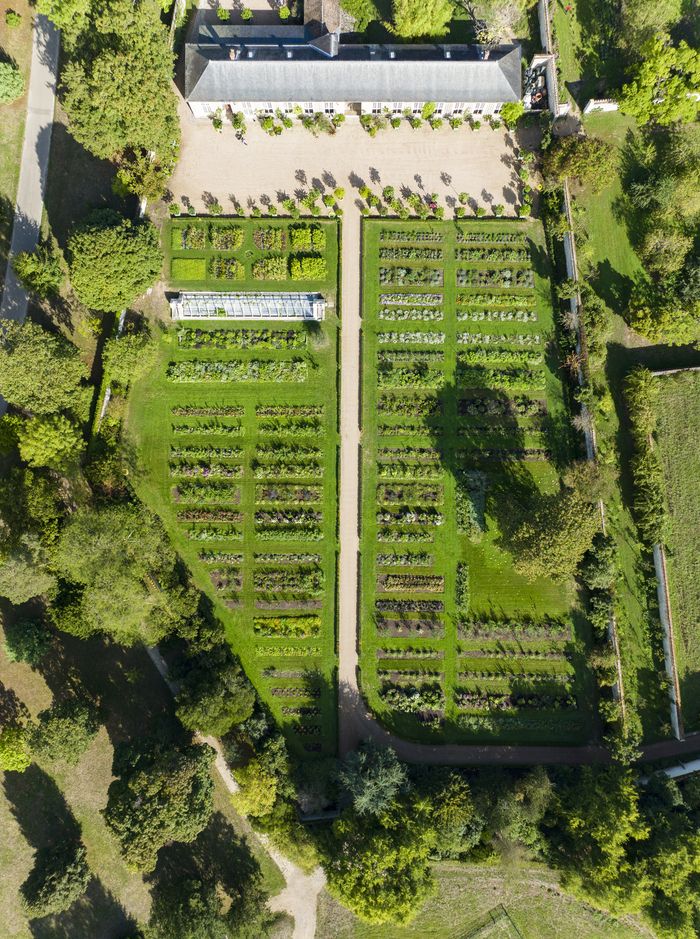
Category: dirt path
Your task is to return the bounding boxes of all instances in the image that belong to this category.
[144,647,325,938]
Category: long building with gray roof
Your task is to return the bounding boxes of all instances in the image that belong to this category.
[184,23,522,121]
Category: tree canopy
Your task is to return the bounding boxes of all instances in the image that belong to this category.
[0,61,24,103]
[391,0,452,37]
[61,0,179,162]
[31,696,100,766]
[176,646,256,737]
[17,414,84,471]
[21,843,91,918]
[12,241,64,298]
[52,501,181,644]
[620,36,700,126]
[67,209,163,312]
[543,135,617,190]
[102,328,158,387]
[337,741,407,816]
[103,740,214,872]
[0,320,87,416]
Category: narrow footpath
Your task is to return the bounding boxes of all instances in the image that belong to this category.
[0,15,59,322]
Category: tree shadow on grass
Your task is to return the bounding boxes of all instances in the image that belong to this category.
[30,878,138,939]
[4,763,81,850]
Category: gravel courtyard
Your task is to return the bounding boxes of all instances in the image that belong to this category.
[167,97,524,217]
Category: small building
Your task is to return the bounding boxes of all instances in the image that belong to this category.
[184,23,522,121]
[170,291,326,321]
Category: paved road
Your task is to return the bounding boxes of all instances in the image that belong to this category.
[0,15,59,322]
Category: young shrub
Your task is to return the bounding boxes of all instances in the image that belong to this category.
[12,240,64,299]
[278,3,290,17]
[493,203,505,216]
[0,61,24,103]
[475,206,487,217]
[5,10,22,26]
[500,101,525,128]
[241,5,253,18]
[216,5,230,20]
[0,725,31,772]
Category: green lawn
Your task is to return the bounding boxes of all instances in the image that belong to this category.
[0,0,33,291]
[0,623,284,938]
[358,219,596,746]
[572,111,678,741]
[551,0,626,106]
[127,219,339,759]
[316,863,650,939]
[655,371,700,729]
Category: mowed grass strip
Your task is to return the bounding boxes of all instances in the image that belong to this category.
[359,218,595,746]
[655,370,700,728]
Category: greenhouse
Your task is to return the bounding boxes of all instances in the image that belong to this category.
[169,291,326,321]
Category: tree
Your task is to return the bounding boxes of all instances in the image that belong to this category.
[12,240,64,298]
[337,741,407,816]
[639,225,693,278]
[543,135,617,190]
[0,61,24,103]
[0,320,87,415]
[338,0,380,29]
[36,0,91,42]
[426,771,482,858]
[391,0,452,37]
[0,725,31,772]
[620,0,682,46]
[53,501,179,644]
[232,758,279,818]
[176,646,255,737]
[17,414,84,470]
[464,0,530,44]
[102,328,158,387]
[21,843,91,918]
[61,0,179,162]
[3,617,53,666]
[547,766,650,912]
[31,696,100,765]
[627,284,697,345]
[620,36,700,126]
[0,534,57,604]
[510,463,603,581]
[103,740,214,872]
[116,148,172,200]
[67,209,162,312]
[500,100,525,128]
[326,802,436,924]
[146,875,231,939]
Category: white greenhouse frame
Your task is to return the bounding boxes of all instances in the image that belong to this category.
[170,291,326,321]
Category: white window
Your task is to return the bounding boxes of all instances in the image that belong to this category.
[451,102,464,114]
[472,103,484,115]
[493,104,502,114]
[324,102,335,114]
[412,103,422,115]
[201,103,214,115]
[371,101,382,114]
[434,103,443,115]
[304,102,314,114]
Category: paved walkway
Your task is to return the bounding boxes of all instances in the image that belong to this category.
[0,15,59,322]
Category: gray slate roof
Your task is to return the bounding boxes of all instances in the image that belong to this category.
[184,34,522,105]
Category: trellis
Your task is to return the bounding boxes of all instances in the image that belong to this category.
[170,291,326,321]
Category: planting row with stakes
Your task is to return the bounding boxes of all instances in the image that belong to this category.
[360,219,592,746]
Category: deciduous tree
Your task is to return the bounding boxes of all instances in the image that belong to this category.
[620,36,700,126]
[543,135,617,190]
[176,646,256,737]
[103,740,214,872]
[391,0,452,37]
[0,320,87,416]
[67,209,162,312]
[337,741,407,816]
[31,696,100,765]
[17,414,84,470]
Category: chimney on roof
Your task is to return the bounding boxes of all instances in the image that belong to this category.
[286,49,293,58]
[444,48,451,58]
[389,50,395,59]
[228,48,238,60]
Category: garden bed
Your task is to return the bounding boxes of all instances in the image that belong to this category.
[359,218,594,746]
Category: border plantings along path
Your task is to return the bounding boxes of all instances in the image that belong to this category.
[127,218,339,758]
[358,218,596,747]
[653,370,700,729]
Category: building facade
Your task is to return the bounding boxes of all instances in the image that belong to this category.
[184,24,522,122]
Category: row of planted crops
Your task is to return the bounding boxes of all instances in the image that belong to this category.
[361,220,590,745]
[162,316,339,755]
